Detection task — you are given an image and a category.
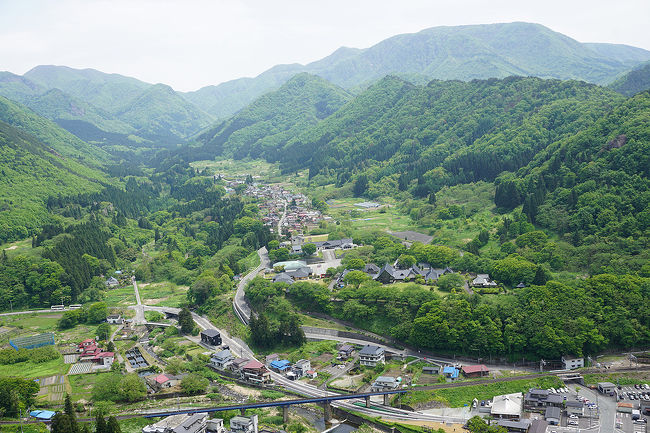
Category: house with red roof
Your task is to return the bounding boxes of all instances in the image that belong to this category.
[92,352,115,367]
[462,364,490,378]
[78,339,96,351]
[148,373,181,391]
[241,360,271,384]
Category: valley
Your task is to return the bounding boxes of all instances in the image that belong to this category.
[0,18,649,433]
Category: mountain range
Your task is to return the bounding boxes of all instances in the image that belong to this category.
[1,22,649,152]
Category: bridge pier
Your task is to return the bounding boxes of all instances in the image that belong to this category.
[365,396,370,408]
[282,406,288,423]
[383,394,389,405]
[322,401,332,423]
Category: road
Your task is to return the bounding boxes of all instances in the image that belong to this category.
[233,247,269,325]
[0,308,70,316]
[278,202,287,236]
[131,276,145,325]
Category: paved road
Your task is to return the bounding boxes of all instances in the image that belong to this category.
[233,247,269,325]
[0,308,70,316]
[131,276,145,325]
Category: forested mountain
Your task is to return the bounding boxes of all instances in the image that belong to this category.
[116,83,213,143]
[23,65,150,113]
[609,62,650,96]
[0,118,108,242]
[193,73,352,160]
[0,66,213,146]
[183,22,650,119]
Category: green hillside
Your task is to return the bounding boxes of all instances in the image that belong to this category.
[23,65,150,114]
[116,83,214,142]
[183,22,650,119]
[0,96,111,166]
[24,88,135,134]
[0,119,107,242]
[194,73,352,160]
[609,62,650,96]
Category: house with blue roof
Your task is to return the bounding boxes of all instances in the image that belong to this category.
[269,359,291,372]
[442,366,459,381]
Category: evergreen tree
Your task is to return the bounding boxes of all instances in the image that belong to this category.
[95,413,108,433]
[64,394,78,433]
[178,308,195,334]
[107,417,122,433]
[51,413,74,433]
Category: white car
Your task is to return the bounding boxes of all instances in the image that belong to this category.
[569,414,579,419]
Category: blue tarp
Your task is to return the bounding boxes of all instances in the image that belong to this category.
[270,359,291,370]
[442,366,459,378]
[30,410,56,420]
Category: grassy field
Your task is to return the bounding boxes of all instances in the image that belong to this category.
[104,286,136,307]
[583,371,650,385]
[238,250,261,272]
[190,158,281,180]
[401,376,563,408]
[0,356,69,377]
[138,281,189,307]
[0,238,44,259]
[328,197,418,233]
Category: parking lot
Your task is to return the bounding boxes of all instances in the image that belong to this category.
[617,384,650,406]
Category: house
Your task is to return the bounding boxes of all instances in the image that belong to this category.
[528,419,549,433]
[363,264,380,276]
[286,267,311,280]
[105,277,119,288]
[545,406,561,425]
[565,400,584,416]
[424,267,453,283]
[107,314,123,324]
[269,359,291,372]
[338,344,354,360]
[142,413,208,433]
[471,274,498,287]
[265,353,280,366]
[292,359,311,378]
[78,338,96,350]
[597,382,616,395]
[561,356,584,370]
[79,346,102,361]
[206,419,225,433]
[524,389,564,411]
[516,282,527,289]
[230,358,250,372]
[491,393,523,420]
[442,366,459,381]
[210,349,234,370]
[422,365,440,375]
[494,419,530,433]
[359,345,385,367]
[92,352,115,367]
[312,238,354,251]
[371,376,399,392]
[200,329,222,346]
[241,360,271,384]
[462,364,490,378]
[229,414,258,433]
[305,370,317,379]
[272,273,294,284]
[149,374,182,391]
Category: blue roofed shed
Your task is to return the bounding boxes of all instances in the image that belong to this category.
[30,410,56,420]
[442,366,459,380]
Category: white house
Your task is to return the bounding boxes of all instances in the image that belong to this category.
[371,376,398,392]
[292,359,311,378]
[561,356,584,370]
[107,314,123,324]
[229,415,258,433]
[210,349,234,370]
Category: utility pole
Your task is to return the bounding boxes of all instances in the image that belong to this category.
[19,408,24,433]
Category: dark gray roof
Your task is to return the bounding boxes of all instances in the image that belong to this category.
[547,394,565,404]
[364,263,380,274]
[201,329,221,338]
[287,267,311,279]
[171,413,207,433]
[313,238,353,248]
[496,419,531,430]
[545,406,561,420]
[273,273,294,284]
[565,400,583,407]
[359,345,384,356]
[528,419,548,433]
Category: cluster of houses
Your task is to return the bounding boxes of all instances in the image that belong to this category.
[266,355,317,380]
[243,183,323,234]
[142,412,261,433]
[209,348,271,384]
[77,338,114,367]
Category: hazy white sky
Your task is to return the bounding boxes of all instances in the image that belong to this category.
[1,0,648,91]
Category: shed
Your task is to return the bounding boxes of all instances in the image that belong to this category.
[200,329,222,346]
[422,365,440,375]
[597,382,616,395]
[30,410,56,420]
[545,406,561,425]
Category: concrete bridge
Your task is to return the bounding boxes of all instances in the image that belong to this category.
[141,389,407,423]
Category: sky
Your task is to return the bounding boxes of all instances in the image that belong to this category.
[0,0,649,92]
